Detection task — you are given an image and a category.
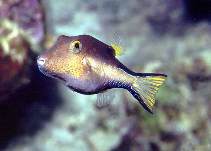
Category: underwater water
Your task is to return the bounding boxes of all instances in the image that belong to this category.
[0,0,211,151]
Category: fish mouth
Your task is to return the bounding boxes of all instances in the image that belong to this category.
[37,56,46,67]
[37,55,52,78]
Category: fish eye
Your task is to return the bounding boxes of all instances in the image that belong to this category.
[69,40,82,53]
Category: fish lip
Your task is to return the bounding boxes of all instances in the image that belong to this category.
[37,55,50,76]
[37,56,46,67]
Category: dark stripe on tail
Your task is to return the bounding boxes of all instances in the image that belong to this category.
[128,88,154,113]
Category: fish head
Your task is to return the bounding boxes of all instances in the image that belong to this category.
[37,35,94,81]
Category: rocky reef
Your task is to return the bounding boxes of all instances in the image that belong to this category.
[0,19,30,101]
[0,0,45,101]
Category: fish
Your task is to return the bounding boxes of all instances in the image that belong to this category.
[37,35,167,113]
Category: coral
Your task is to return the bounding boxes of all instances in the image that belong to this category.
[0,0,45,50]
[0,19,30,101]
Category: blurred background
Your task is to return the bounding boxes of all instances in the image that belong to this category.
[0,0,211,151]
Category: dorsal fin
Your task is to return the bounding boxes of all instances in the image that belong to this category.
[111,43,123,56]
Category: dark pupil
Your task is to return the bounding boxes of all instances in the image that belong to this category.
[75,43,79,49]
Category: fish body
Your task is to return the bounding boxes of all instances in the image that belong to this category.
[37,35,167,113]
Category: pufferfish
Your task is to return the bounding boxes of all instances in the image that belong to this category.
[37,35,167,113]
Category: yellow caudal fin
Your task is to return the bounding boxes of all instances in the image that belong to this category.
[131,74,167,113]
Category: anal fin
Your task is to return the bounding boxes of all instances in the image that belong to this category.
[95,90,115,108]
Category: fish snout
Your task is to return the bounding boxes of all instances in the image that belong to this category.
[37,56,46,67]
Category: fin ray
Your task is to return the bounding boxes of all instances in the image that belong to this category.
[111,43,123,56]
[131,74,167,113]
[96,90,115,108]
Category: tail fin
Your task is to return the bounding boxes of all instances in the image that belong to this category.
[130,73,167,113]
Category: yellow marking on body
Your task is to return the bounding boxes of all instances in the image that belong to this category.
[48,54,87,78]
[65,56,86,78]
